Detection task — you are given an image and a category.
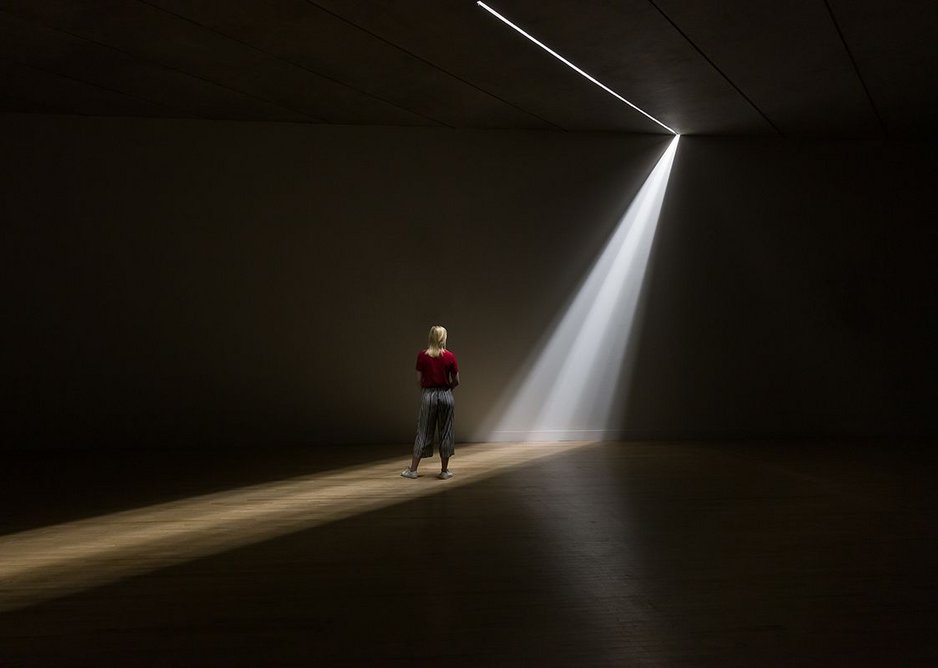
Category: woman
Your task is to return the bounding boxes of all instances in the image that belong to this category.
[402,325,460,480]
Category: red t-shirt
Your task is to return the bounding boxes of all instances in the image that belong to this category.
[416,350,459,388]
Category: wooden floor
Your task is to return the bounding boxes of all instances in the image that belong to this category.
[1,440,936,666]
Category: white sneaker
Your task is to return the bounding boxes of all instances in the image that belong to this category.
[438,470,453,480]
[401,468,418,479]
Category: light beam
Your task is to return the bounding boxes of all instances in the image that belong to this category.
[484,135,680,441]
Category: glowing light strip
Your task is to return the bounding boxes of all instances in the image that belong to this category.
[477,1,678,135]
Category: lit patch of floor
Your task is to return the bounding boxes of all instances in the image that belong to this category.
[0,441,597,613]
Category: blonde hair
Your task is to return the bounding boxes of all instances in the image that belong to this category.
[425,325,448,358]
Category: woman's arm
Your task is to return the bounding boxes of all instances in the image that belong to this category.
[416,371,423,388]
[450,371,460,390]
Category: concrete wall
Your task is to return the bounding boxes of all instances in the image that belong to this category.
[1,115,934,448]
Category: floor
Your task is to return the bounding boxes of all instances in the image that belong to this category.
[1,440,936,667]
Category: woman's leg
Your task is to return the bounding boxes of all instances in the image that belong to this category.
[438,390,455,472]
[411,389,437,471]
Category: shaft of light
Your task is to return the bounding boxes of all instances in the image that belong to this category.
[477,2,677,135]
[485,135,680,441]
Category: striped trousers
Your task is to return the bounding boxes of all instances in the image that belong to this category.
[414,387,455,459]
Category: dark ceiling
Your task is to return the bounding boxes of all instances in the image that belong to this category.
[1,1,935,136]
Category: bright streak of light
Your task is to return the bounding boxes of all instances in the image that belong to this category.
[477,2,678,135]
[0,441,596,613]
[485,135,681,441]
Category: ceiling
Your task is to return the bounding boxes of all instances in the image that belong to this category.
[0,1,934,136]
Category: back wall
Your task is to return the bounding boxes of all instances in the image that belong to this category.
[1,115,934,448]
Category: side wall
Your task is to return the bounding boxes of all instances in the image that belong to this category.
[1,115,934,447]
[628,137,936,438]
